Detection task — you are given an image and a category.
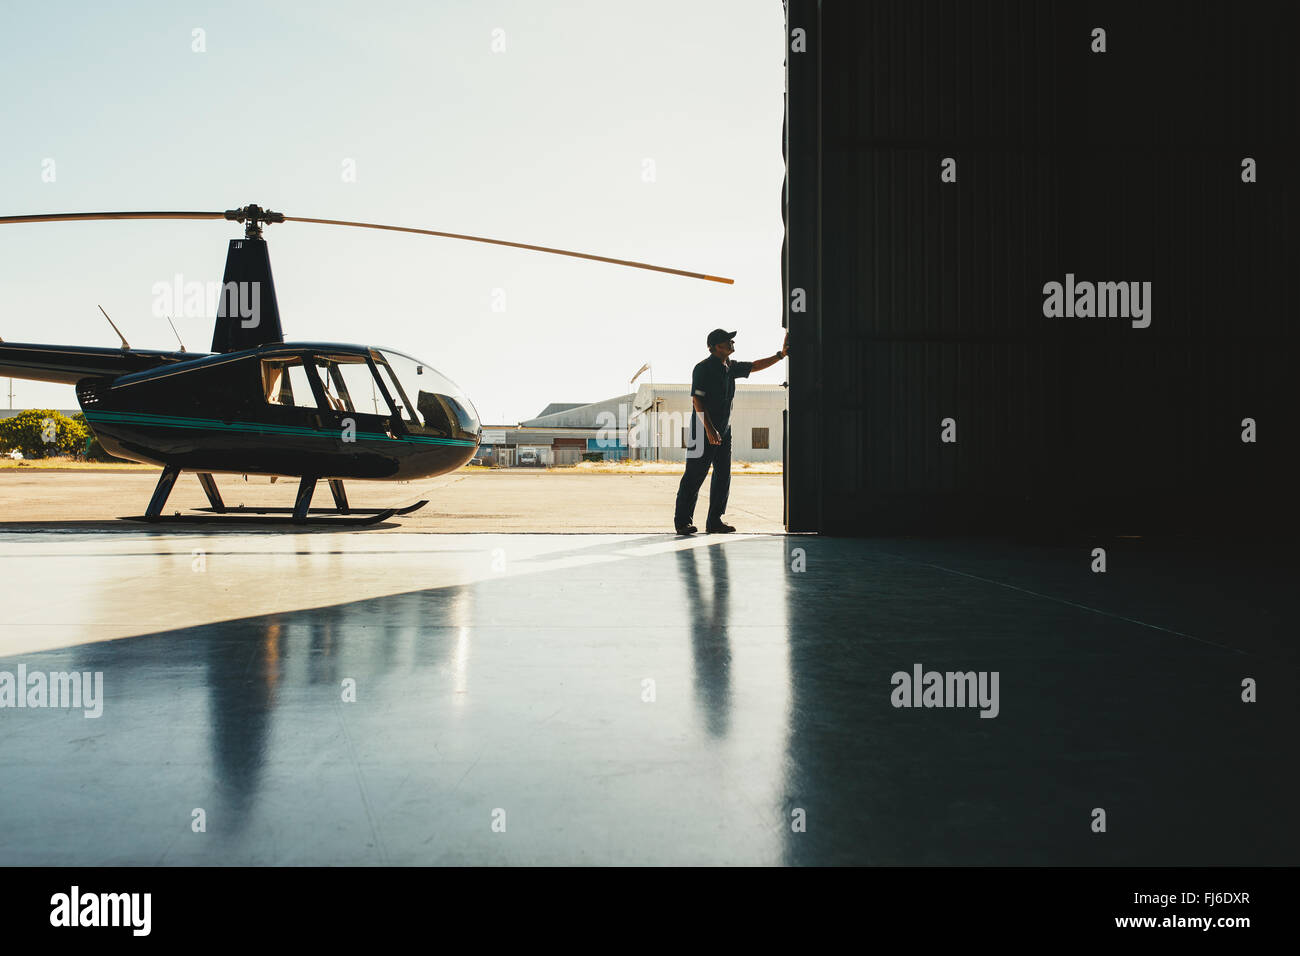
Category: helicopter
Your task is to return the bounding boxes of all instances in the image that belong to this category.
[0,204,732,524]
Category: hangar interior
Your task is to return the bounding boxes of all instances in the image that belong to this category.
[785,0,1295,538]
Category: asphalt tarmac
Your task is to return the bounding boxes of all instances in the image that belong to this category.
[0,468,784,533]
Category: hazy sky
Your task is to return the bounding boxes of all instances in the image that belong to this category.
[0,0,787,423]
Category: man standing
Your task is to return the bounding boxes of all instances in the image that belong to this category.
[673,328,787,534]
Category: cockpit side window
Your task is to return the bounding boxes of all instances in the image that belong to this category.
[374,362,419,426]
[261,357,320,409]
[312,355,393,417]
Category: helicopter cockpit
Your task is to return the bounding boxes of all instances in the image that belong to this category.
[372,349,480,442]
[259,346,479,443]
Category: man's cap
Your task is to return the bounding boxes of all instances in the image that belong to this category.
[707,328,737,347]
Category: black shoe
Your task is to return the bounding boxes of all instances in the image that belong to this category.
[675,523,697,535]
[705,521,736,533]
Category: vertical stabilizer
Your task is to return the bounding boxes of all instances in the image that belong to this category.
[210,238,284,353]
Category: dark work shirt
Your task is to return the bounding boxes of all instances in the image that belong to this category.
[690,354,753,437]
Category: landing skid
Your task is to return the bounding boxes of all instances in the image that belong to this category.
[191,500,428,517]
[125,509,398,527]
[129,468,426,526]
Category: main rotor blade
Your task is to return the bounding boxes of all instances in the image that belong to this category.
[283,215,735,285]
[0,211,226,225]
[0,208,735,284]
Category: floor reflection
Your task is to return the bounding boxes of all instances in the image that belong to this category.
[675,545,733,738]
[205,618,279,830]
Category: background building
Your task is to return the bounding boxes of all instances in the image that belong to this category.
[475,426,596,467]
[476,384,785,465]
[628,383,785,462]
[477,393,634,466]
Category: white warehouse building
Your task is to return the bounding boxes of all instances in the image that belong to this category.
[627,383,786,462]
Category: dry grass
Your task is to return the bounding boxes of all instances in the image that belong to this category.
[566,459,781,475]
[0,456,158,471]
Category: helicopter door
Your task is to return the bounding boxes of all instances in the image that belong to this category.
[309,354,395,440]
[261,355,330,435]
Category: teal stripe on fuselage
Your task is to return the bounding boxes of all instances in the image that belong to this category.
[83,410,478,446]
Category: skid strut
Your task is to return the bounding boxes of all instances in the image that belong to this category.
[293,476,317,523]
[144,465,182,520]
[328,479,350,514]
[196,473,226,513]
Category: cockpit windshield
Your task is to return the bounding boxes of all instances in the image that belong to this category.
[374,349,480,441]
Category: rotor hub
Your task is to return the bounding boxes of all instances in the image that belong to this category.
[223,204,284,239]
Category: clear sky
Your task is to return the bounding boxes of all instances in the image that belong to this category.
[0,0,786,423]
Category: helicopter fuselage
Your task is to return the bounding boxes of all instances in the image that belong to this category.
[75,341,481,481]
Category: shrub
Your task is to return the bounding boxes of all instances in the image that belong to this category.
[69,412,126,462]
[0,409,88,459]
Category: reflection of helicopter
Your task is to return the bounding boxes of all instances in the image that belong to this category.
[0,205,732,524]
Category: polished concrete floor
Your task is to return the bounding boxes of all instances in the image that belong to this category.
[0,530,1295,865]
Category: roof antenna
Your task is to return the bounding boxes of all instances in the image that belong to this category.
[97,304,130,350]
[166,315,186,352]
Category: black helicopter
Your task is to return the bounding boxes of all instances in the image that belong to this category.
[0,204,732,524]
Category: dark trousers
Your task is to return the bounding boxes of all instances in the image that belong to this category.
[674,426,732,527]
